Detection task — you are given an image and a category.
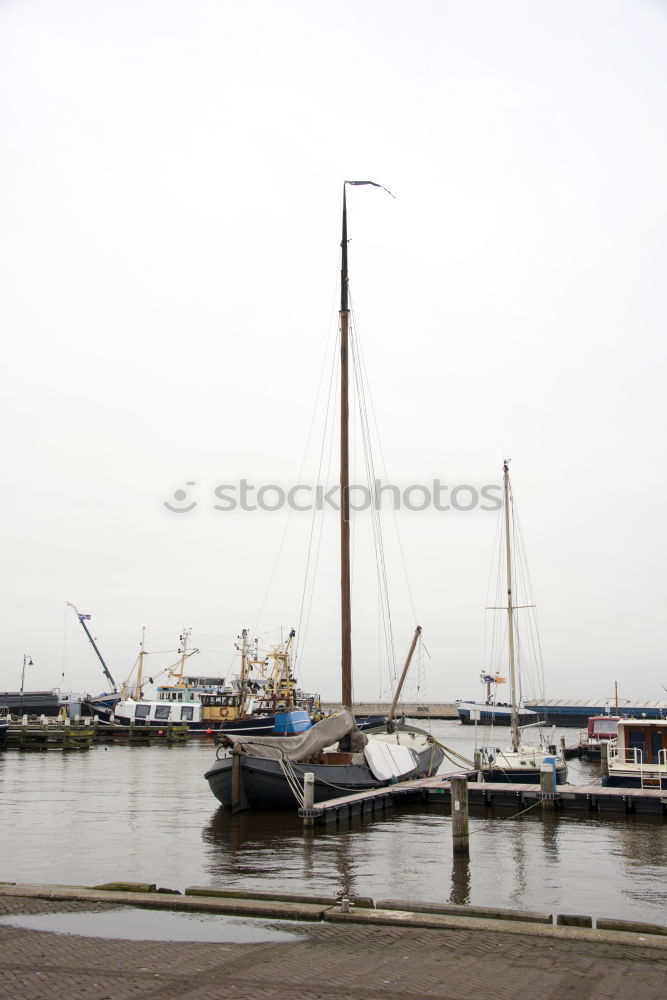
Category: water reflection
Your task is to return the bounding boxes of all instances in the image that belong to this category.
[1,730,666,923]
[540,811,559,863]
[449,852,470,905]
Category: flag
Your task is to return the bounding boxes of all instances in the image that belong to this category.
[345,180,396,198]
[79,614,92,621]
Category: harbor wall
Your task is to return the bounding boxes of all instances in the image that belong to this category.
[321,702,459,720]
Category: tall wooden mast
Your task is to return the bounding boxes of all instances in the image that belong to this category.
[340,186,352,710]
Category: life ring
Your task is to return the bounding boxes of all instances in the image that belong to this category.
[219,707,228,718]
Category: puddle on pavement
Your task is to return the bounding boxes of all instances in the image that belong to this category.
[0,908,305,943]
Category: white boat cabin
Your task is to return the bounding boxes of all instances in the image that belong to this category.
[607,718,667,788]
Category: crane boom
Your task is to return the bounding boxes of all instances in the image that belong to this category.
[66,602,118,691]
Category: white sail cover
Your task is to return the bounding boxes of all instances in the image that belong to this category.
[363,742,418,781]
[223,710,356,761]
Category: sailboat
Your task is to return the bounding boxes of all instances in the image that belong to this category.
[474,461,567,783]
[205,183,444,809]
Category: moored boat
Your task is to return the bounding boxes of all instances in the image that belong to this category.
[577,715,619,760]
[204,183,443,809]
[603,718,667,789]
[473,461,567,784]
[457,673,538,726]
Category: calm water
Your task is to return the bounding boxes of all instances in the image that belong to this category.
[1,720,665,924]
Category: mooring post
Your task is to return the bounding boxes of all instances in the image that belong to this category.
[473,750,482,771]
[302,772,315,827]
[600,741,609,774]
[231,746,248,812]
[450,776,470,855]
[540,758,557,811]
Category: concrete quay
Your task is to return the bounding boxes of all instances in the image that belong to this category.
[0,883,665,999]
[321,701,459,719]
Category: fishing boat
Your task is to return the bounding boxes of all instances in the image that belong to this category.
[473,461,567,784]
[603,717,667,789]
[111,627,318,735]
[215,629,319,738]
[111,628,233,732]
[205,183,444,809]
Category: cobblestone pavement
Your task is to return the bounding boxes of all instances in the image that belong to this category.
[0,897,666,1000]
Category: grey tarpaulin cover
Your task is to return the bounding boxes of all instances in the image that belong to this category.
[223,710,355,761]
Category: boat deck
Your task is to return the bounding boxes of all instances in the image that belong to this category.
[303,773,667,822]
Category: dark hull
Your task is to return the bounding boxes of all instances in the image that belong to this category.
[1,692,64,716]
[603,774,667,790]
[205,743,444,810]
[112,714,212,733]
[525,705,667,727]
[457,708,537,726]
[216,716,277,738]
[476,763,568,784]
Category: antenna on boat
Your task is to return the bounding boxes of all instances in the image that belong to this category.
[340,180,394,712]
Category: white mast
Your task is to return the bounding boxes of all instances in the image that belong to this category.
[503,460,521,753]
[134,626,146,700]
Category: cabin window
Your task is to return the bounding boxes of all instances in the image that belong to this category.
[628,729,646,761]
[155,705,170,720]
[135,705,151,719]
[650,730,662,764]
[181,706,194,721]
[178,693,183,701]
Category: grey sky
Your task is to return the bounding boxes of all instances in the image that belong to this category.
[1,0,666,704]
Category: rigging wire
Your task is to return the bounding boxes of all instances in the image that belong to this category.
[294,328,340,673]
[253,265,342,666]
[349,299,398,686]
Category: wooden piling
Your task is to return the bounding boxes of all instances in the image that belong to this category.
[303,773,315,827]
[600,741,609,773]
[231,747,246,813]
[450,776,469,855]
[540,763,555,811]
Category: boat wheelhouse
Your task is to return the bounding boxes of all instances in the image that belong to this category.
[604,717,667,789]
[577,715,619,760]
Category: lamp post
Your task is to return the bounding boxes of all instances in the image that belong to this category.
[20,654,33,715]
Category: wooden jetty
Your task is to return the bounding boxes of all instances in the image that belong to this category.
[6,720,94,751]
[300,772,667,824]
[5,717,189,750]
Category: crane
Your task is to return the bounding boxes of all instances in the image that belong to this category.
[66,602,118,692]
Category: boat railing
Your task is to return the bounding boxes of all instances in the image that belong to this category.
[608,743,643,766]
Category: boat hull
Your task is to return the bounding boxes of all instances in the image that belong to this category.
[603,773,667,790]
[205,742,443,810]
[216,716,277,738]
[457,702,538,726]
[475,763,568,784]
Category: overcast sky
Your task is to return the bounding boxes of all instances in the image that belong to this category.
[1,0,666,705]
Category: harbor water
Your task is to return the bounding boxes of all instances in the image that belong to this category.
[1,720,665,924]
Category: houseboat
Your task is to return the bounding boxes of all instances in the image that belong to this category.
[604,718,667,789]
